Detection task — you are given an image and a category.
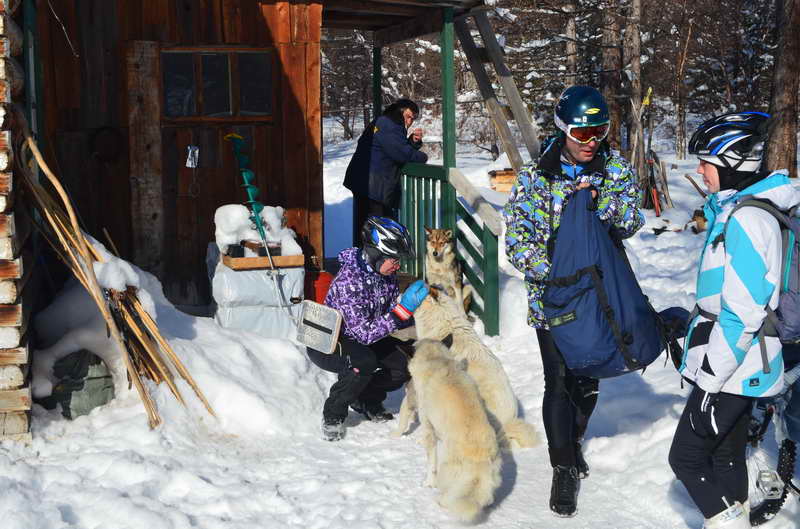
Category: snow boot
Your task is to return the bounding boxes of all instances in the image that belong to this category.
[703,502,751,529]
[350,400,394,422]
[322,416,346,442]
[550,465,580,517]
[575,442,590,479]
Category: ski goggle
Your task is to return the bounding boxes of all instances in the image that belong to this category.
[566,123,610,144]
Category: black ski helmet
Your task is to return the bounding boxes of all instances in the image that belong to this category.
[554,86,610,134]
[688,111,771,191]
[361,216,415,269]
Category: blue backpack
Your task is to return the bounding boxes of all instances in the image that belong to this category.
[542,189,664,378]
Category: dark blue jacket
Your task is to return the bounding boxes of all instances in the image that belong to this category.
[345,115,428,208]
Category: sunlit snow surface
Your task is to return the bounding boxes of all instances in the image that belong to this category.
[2,122,797,529]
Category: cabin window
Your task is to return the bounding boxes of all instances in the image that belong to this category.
[161,49,274,121]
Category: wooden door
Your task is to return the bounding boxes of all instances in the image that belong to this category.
[158,47,283,306]
[161,123,283,306]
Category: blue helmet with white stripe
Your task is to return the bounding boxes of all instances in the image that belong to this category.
[361,216,415,260]
[688,111,771,174]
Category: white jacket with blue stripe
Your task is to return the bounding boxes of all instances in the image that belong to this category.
[680,171,800,397]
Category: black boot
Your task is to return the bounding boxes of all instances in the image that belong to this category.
[550,465,579,517]
[350,400,393,422]
[322,416,346,442]
[575,442,590,479]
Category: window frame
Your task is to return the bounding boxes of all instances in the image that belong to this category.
[160,46,277,124]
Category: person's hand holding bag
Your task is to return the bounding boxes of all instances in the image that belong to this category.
[391,280,429,321]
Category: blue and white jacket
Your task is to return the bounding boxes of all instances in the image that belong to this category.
[681,170,800,397]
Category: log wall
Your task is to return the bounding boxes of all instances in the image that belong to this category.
[0,0,30,442]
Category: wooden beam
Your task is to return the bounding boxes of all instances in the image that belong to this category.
[0,342,27,365]
[374,9,444,47]
[323,0,423,17]
[454,19,523,172]
[473,12,540,159]
[322,12,405,29]
[0,386,30,412]
[356,0,470,7]
[0,411,28,436]
[127,41,164,278]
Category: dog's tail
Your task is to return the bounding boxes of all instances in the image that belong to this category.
[438,457,501,523]
[500,418,540,450]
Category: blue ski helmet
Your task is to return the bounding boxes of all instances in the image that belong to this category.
[554,86,610,135]
[688,112,770,173]
[361,216,415,260]
[688,111,771,190]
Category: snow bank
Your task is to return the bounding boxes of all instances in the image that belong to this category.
[32,238,331,439]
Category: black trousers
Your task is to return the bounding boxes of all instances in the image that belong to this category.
[536,329,600,467]
[307,335,412,421]
[352,195,398,246]
[669,385,753,519]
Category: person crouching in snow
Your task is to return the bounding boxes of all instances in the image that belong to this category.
[306,216,429,442]
[668,111,800,528]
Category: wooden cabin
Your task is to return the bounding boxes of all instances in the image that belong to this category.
[29,0,484,308]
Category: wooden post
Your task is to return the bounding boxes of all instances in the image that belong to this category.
[441,7,456,232]
[372,45,382,121]
[127,41,164,277]
[482,223,499,336]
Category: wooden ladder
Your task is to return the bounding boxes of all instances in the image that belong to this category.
[454,10,539,173]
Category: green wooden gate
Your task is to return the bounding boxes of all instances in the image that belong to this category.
[398,163,501,336]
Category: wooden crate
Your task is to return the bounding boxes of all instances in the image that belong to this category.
[489,168,517,193]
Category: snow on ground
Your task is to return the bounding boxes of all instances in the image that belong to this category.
[1,128,798,529]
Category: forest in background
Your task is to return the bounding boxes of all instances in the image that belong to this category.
[321,0,799,179]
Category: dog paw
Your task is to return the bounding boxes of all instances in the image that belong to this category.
[390,429,404,438]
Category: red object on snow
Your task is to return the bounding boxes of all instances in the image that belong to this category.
[305,271,335,303]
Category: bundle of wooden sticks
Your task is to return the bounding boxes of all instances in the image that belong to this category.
[13,106,214,428]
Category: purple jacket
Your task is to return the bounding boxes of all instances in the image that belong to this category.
[325,247,405,345]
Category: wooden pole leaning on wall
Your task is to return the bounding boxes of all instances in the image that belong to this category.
[12,105,215,427]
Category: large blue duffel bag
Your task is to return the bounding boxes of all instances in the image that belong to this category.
[542,188,663,378]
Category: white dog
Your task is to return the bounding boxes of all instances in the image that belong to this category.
[408,339,501,523]
[396,287,539,450]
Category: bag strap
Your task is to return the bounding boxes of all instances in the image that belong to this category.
[690,304,773,374]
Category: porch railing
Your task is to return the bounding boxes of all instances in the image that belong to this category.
[399,163,501,336]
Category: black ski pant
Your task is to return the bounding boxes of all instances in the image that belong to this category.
[353,196,398,246]
[669,385,753,519]
[536,329,600,468]
[307,334,412,421]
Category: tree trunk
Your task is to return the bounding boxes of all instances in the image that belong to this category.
[674,15,693,160]
[624,0,646,189]
[766,0,800,178]
[601,1,623,150]
[565,1,578,76]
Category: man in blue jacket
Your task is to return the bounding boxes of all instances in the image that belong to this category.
[344,99,428,244]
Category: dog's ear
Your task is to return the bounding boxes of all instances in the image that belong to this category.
[425,226,433,240]
[444,229,453,241]
[441,333,454,349]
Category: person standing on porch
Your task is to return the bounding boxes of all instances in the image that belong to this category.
[344,99,428,245]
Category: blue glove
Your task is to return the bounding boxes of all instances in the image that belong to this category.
[392,280,429,321]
